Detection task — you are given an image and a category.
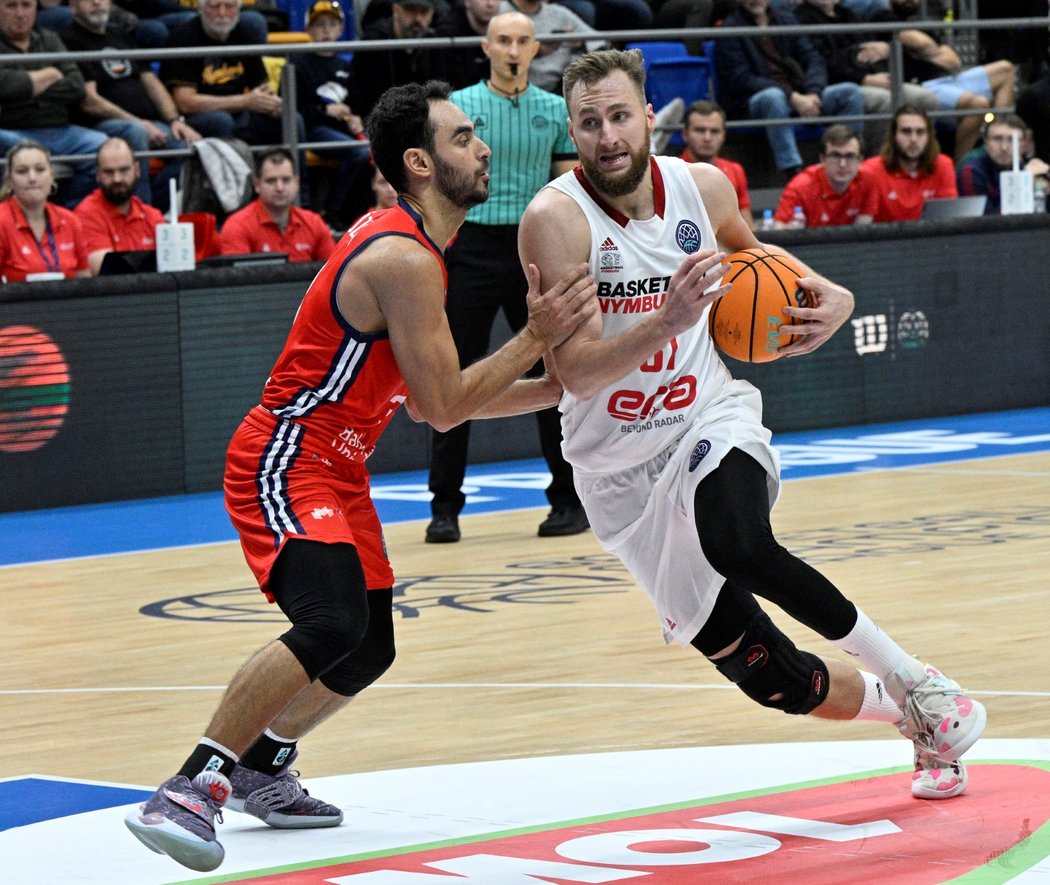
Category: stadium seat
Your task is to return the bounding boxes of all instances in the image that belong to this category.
[646,57,713,114]
[626,41,691,64]
[631,42,713,149]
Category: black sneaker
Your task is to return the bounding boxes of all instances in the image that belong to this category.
[537,506,589,537]
[425,514,460,543]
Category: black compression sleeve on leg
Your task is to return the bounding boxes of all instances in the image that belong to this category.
[693,449,858,640]
[319,587,396,696]
[269,539,370,681]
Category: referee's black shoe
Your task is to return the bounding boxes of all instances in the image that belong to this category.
[537,505,589,537]
[425,514,460,543]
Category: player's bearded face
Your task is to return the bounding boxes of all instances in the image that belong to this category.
[433,152,489,208]
[580,138,651,198]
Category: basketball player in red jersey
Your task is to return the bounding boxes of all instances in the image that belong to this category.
[520,49,986,809]
[125,80,596,873]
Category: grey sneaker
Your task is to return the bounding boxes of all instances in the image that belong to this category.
[227,752,343,829]
[894,664,986,763]
[124,770,230,872]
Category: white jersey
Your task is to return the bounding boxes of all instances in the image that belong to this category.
[548,157,779,644]
[548,156,743,474]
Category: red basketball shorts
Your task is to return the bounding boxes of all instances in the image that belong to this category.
[224,407,394,602]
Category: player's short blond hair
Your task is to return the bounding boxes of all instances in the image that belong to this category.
[562,49,647,112]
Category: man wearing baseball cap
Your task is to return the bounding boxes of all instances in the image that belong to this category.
[293,0,371,227]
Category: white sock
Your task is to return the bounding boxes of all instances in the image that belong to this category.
[853,670,904,723]
[832,608,926,706]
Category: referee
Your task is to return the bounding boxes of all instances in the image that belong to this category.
[426,11,585,543]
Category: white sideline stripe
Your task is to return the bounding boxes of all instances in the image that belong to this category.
[1,683,1045,697]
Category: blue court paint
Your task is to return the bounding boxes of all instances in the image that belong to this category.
[1,407,1047,568]
[0,778,150,831]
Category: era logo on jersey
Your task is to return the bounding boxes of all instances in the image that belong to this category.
[608,375,697,423]
[312,507,334,520]
[675,219,702,253]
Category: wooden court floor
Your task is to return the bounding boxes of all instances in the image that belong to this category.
[2,451,1048,789]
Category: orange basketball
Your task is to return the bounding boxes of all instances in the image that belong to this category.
[707,248,816,363]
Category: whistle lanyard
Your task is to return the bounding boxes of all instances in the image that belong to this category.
[35,218,60,274]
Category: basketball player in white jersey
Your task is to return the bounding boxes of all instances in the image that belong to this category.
[519,49,986,798]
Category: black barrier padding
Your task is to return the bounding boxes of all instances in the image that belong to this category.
[1,217,1048,512]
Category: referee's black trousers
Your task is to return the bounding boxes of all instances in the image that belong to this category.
[428,222,580,517]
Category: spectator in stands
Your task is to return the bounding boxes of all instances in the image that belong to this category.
[957,113,1050,214]
[0,140,90,282]
[219,147,335,260]
[62,0,201,209]
[679,99,754,228]
[860,104,956,221]
[648,0,715,55]
[1017,60,1050,163]
[0,0,108,206]
[866,0,1015,160]
[73,136,165,275]
[840,0,887,16]
[37,0,173,47]
[442,0,502,89]
[773,123,878,226]
[565,0,652,32]
[714,0,865,180]
[294,0,372,228]
[501,0,596,94]
[161,0,301,145]
[352,0,451,117]
[793,0,939,155]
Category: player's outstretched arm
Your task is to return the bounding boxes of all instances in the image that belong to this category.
[360,238,593,431]
[777,274,855,357]
[520,189,731,402]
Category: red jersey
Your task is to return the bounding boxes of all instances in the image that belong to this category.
[0,198,89,282]
[218,199,335,262]
[73,189,165,254]
[860,153,958,222]
[261,201,445,464]
[680,150,752,211]
[224,201,447,597]
[774,163,880,227]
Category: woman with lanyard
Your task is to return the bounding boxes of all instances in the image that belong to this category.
[0,141,89,283]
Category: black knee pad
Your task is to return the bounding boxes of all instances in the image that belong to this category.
[711,610,829,715]
[271,541,370,681]
[319,588,396,696]
[319,634,396,697]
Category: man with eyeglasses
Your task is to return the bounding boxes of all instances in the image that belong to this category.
[860,104,956,222]
[773,123,877,226]
[957,113,1050,215]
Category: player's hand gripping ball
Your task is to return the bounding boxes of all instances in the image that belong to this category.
[708,248,817,362]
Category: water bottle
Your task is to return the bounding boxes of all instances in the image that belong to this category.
[759,208,774,231]
[790,206,806,229]
[1034,179,1047,214]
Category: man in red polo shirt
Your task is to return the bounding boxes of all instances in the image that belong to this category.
[219,148,335,262]
[73,136,165,275]
[860,104,958,222]
[774,124,878,228]
[679,100,754,229]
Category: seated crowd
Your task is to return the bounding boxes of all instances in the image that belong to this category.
[1,0,1049,282]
